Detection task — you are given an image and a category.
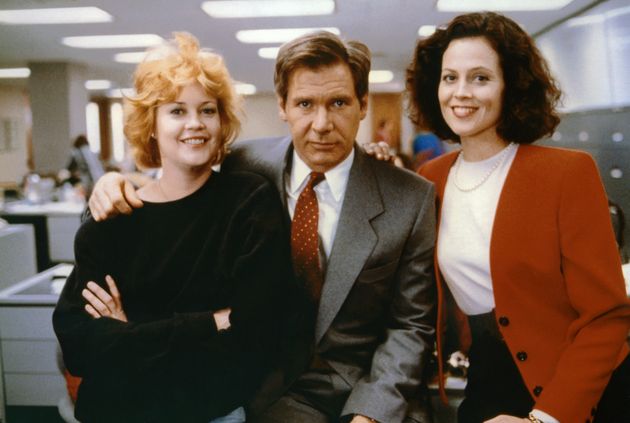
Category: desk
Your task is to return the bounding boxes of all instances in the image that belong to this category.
[0,264,72,412]
[1,201,84,269]
[429,377,466,422]
[0,224,37,291]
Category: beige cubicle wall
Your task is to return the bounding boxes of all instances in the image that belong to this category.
[1,200,83,270]
[0,264,72,414]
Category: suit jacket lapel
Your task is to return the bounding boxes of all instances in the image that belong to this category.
[315,148,384,343]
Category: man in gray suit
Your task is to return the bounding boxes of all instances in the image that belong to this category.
[88,31,436,423]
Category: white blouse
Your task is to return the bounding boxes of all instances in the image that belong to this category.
[437,144,518,315]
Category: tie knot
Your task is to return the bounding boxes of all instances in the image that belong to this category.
[308,172,325,188]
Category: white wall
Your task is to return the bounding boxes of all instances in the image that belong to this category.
[238,94,287,141]
[0,86,30,185]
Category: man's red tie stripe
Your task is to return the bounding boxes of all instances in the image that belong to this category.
[291,171,325,302]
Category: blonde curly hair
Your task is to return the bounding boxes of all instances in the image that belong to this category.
[124,32,241,169]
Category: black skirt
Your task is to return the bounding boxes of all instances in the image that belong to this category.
[458,310,630,423]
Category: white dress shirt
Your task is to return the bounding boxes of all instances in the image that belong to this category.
[286,149,354,260]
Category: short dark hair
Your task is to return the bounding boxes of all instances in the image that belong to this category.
[274,31,371,104]
[73,135,89,149]
[406,12,561,144]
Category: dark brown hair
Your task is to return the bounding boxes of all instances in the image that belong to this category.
[274,31,371,104]
[406,12,561,144]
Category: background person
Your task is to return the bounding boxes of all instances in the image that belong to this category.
[411,131,445,169]
[63,134,105,197]
[407,12,630,423]
[53,33,294,423]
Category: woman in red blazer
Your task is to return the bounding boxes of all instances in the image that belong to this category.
[407,12,630,423]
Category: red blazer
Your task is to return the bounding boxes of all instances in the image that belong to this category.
[419,144,630,423]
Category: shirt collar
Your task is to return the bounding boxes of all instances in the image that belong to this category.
[289,148,354,203]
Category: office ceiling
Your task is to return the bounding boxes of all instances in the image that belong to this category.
[0,0,602,94]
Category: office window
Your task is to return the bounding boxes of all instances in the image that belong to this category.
[110,102,125,162]
[85,102,101,153]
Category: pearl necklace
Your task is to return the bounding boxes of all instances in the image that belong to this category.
[452,142,516,192]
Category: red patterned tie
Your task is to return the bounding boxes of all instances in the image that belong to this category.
[291,172,325,302]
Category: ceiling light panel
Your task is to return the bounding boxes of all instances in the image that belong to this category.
[0,7,112,24]
[418,25,436,37]
[62,34,164,49]
[202,0,334,18]
[369,70,394,84]
[114,52,149,64]
[0,68,30,78]
[107,88,135,98]
[236,27,340,44]
[234,83,257,95]
[258,47,280,59]
[437,0,574,12]
[85,80,112,90]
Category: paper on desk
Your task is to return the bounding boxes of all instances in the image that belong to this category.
[53,263,75,278]
[51,264,75,295]
[51,279,66,295]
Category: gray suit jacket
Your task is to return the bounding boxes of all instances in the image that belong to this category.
[223,136,436,423]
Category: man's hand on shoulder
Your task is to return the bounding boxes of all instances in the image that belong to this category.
[89,172,143,221]
[363,141,393,162]
[363,142,405,168]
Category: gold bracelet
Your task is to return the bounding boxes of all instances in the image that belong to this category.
[528,413,544,423]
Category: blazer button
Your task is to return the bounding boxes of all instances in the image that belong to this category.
[498,316,510,326]
[533,385,543,396]
[516,351,528,361]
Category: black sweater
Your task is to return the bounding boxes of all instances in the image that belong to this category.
[53,171,295,423]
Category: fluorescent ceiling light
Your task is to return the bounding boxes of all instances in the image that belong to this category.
[202,0,334,18]
[236,27,340,44]
[0,7,112,25]
[258,47,280,59]
[62,34,163,49]
[0,67,30,78]
[85,80,112,90]
[235,83,257,95]
[418,25,436,37]
[107,88,135,98]
[114,51,149,63]
[437,0,574,11]
[369,70,394,84]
